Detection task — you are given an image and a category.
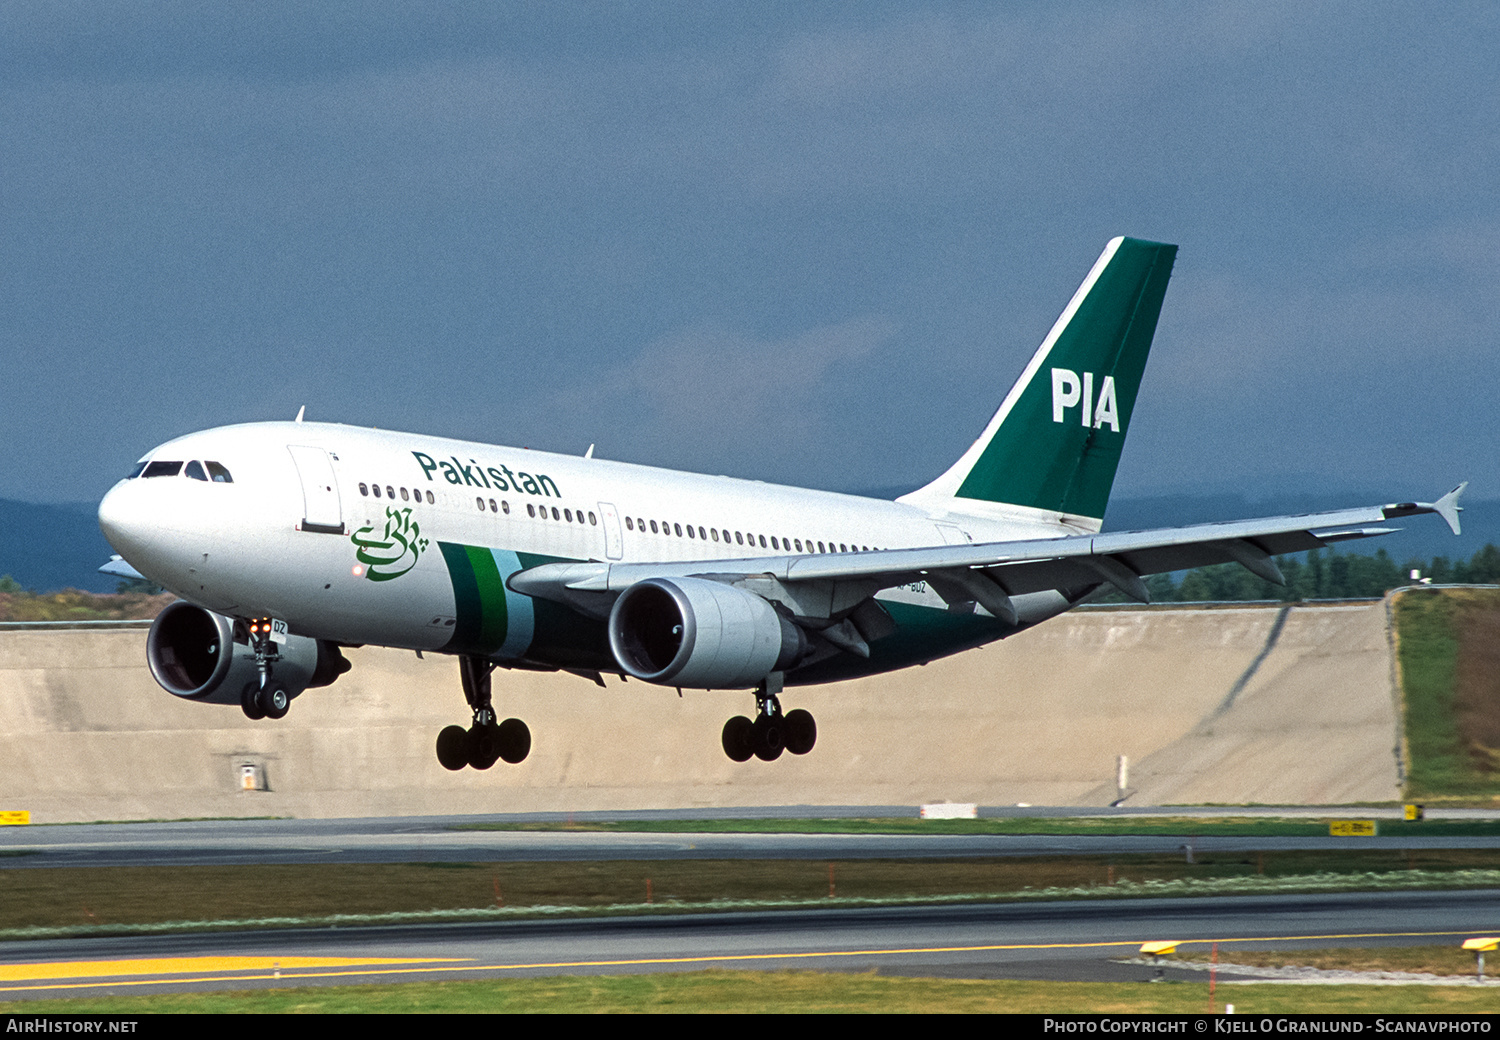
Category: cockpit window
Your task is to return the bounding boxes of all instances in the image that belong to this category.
[205,461,233,483]
[184,461,208,481]
[127,461,148,479]
[142,461,183,478]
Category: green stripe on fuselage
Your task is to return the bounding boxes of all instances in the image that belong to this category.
[466,544,509,650]
[438,541,511,654]
[439,542,483,651]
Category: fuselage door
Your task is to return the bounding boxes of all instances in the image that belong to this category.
[288,445,344,534]
[598,501,624,560]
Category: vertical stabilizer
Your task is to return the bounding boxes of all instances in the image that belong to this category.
[900,236,1176,529]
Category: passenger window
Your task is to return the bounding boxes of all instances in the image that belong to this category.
[564,508,573,523]
[502,500,510,514]
[527,503,536,517]
[359,483,369,496]
[386,486,394,499]
[650,520,659,534]
[711,529,719,542]
[143,461,183,478]
[426,490,434,504]
[674,523,682,537]
[373,485,382,498]
[489,499,497,512]
[698,526,706,540]
[401,488,410,502]
[184,461,209,481]
[589,512,597,525]
[759,535,767,548]
[626,517,634,531]
[770,537,779,550]
[687,525,695,539]
[794,539,802,552]
[552,507,561,521]
[735,532,743,545]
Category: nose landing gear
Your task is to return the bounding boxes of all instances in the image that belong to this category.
[721,676,816,763]
[436,656,532,771]
[240,618,292,720]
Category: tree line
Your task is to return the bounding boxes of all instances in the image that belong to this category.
[1100,543,1500,604]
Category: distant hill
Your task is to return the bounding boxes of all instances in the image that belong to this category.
[0,499,117,594]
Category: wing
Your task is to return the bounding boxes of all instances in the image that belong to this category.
[510,484,1466,626]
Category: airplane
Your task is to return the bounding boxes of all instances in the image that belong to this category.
[97,236,1465,771]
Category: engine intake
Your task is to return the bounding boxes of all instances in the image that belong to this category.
[608,577,806,689]
[146,600,347,704]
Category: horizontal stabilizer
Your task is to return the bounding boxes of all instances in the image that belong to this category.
[98,555,145,581]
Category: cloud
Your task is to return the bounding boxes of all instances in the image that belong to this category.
[555,315,898,474]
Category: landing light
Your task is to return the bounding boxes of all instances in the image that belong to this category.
[352,565,365,577]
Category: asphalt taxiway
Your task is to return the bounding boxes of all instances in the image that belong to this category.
[3,812,1498,869]
[2,890,1496,999]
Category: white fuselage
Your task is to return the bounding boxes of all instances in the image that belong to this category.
[99,421,1076,677]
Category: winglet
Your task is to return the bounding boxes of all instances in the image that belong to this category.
[1383,482,1466,536]
[1432,482,1467,536]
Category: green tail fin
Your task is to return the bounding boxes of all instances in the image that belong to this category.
[902,236,1177,526]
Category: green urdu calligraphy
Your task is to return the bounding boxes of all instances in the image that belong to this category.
[350,507,428,581]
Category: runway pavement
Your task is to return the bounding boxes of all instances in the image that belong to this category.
[4,813,1500,868]
[2,890,1497,999]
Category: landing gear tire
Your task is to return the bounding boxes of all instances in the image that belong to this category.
[497,718,531,764]
[467,723,502,770]
[752,713,786,762]
[262,683,290,720]
[240,682,267,721]
[436,725,470,770]
[722,715,755,762]
[784,709,817,755]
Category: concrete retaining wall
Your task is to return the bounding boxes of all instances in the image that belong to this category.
[0,602,1401,822]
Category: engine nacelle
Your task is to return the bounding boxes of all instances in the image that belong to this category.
[146,600,347,705]
[607,577,807,689]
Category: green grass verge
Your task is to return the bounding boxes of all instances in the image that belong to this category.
[1396,588,1500,800]
[1182,945,1485,978]
[2,971,1496,1014]
[1398,590,1468,797]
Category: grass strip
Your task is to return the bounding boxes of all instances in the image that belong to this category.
[1181,945,1487,979]
[5,861,1500,941]
[3,971,1498,1014]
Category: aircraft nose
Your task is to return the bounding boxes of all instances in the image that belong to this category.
[98,481,150,559]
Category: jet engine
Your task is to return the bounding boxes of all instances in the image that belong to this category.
[146,600,348,705]
[607,577,807,689]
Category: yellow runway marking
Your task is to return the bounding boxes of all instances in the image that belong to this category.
[0,929,1485,994]
[0,956,462,983]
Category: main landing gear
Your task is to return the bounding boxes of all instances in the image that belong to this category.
[436,655,531,770]
[721,676,816,763]
[240,618,290,720]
